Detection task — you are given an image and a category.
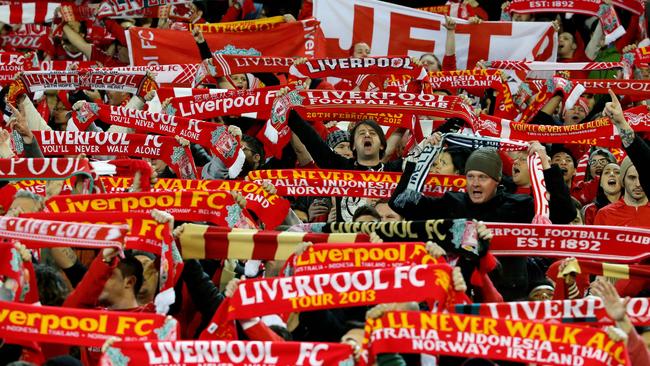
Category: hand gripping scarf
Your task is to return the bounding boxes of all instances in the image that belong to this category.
[267,90,475,152]
[22,211,184,313]
[201,264,457,340]
[392,133,528,209]
[364,311,629,366]
[33,130,198,179]
[73,102,244,178]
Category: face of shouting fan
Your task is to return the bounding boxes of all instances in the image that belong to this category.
[466,170,499,204]
[352,124,383,161]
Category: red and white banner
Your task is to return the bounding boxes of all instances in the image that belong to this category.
[0,300,176,347]
[229,264,454,319]
[100,340,354,366]
[486,222,650,263]
[313,0,557,68]
[365,311,629,366]
[126,19,325,66]
[454,297,650,325]
[0,216,127,250]
[293,242,441,275]
[0,2,61,25]
[248,169,467,199]
[45,191,253,228]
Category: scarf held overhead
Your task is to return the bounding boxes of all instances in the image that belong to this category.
[32,130,197,179]
[101,177,290,230]
[0,216,127,250]
[73,103,244,178]
[292,242,441,275]
[101,340,354,366]
[227,264,454,320]
[178,224,369,260]
[0,300,177,347]
[364,311,629,366]
[486,222,650,263]
[45,191,252,228]
[454,297,650,326]
[248,169,466,199]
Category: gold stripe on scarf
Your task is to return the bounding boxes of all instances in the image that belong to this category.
[603,263,630,279]
[179,223,208,259]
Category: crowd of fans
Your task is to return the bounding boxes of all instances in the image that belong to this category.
[0,0,649,365]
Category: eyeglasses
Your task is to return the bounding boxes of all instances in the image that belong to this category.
[241,146,258,155]
[589,158,609,167]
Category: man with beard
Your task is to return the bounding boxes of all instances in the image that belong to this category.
[389,140,576,301]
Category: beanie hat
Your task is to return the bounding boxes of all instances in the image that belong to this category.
[464,148,503,182]
[619,156,634,183]
[326,129,349,150]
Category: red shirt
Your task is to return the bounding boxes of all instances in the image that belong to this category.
[593,199,650,228]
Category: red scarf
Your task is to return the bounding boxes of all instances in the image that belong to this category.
[0,216,127,250]
[126,19,325,66]
[266,90,473,152]
[247,169,467,199]
[101,177,291,230]
[289,56,427,81]
[427,69,515,114]
[203,55,294,77]
[33,130,198,179]
[16,69,157,96]
[0,2,59,24]
[0,300,176,347]
[202,264,455,340]
[45,191,253,228]
[454,297,650,326]
[292,242,441,275]
[485,222,650,263]
[0,157,93,182]
[22,211,183,300]
[165,85,282,121]
[101,340,354,366]
[0,52,31,86]
[178,224,370,260]
[74,103,244,178]
[476,114,620,147]
[506,0,625,43]
[562,79,650,96]
[365,311,629,366]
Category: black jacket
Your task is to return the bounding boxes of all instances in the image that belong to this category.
[389,162,577,300]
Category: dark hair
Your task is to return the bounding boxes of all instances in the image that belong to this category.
[549,144,577,166]
[349,120,387,159]
[43,355,83,366]
[34,264,70,306]
[269,325,293,340]
[352,205,381,222]
[118,254,144,296]
[445,146,472,174]
[242,134,265,163]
